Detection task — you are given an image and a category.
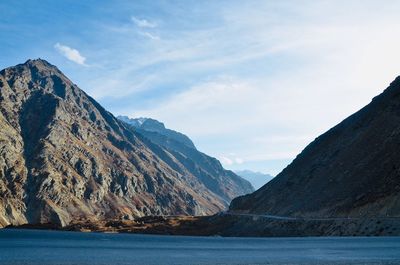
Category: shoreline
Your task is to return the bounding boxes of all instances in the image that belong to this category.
[4,216,219,236]
[4,214,400,237]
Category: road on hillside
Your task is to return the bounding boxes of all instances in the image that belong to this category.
[220,212,400,221]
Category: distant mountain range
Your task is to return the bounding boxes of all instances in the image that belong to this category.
[234,170,274,189]
[0,59,253,228]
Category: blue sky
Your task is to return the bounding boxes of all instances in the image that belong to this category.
[2,1,400,175]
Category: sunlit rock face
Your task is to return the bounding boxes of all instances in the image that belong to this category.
[0,59,252,227]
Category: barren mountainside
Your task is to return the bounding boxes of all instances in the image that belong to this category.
[230,76,400,218]
[118,116,254,204]
[0,59,252,228]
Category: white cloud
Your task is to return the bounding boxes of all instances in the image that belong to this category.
[138,31,160,40]
[131,16,157,28]
[54,43,87,66]
[219,154,244,166]
[220,156,233,166]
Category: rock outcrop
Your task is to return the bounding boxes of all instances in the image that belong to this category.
[230,76,400,218]
[0,59,252,227]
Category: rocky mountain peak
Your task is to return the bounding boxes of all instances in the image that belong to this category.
[0,59,253,228]
[4,58,65,81]
[24,58,55,68]
[141,118,167,131]
[118,116,197,150]
[0,58,75,102]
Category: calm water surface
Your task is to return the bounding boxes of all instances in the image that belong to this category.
[1,229,399,265]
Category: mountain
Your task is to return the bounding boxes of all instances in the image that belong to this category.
[117,116,254,204]
[235,170,274,190]
[230,76,400,218]
[118,116,196,149]
[0,59,252,228]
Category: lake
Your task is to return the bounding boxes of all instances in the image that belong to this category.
[0,229,399,265]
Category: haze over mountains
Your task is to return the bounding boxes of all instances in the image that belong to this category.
[0,59,252,228]
[234,170,274,190]
[230,76,400,219]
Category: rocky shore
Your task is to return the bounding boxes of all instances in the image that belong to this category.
[5,214,400,237]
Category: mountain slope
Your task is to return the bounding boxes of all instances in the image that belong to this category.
[118,117,254,205]
[0,59,247,228]
[235,170,274,190]
[230,76,400,218]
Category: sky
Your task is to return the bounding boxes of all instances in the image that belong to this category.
[1,0,400,175]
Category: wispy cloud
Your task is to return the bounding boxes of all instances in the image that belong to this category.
[130,16,160,40]
[138,31,160,40]
[131,16,157,28]
[219,155,244,166]
[54,43,87,66]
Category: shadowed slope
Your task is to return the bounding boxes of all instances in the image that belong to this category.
[231,76,400,218]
